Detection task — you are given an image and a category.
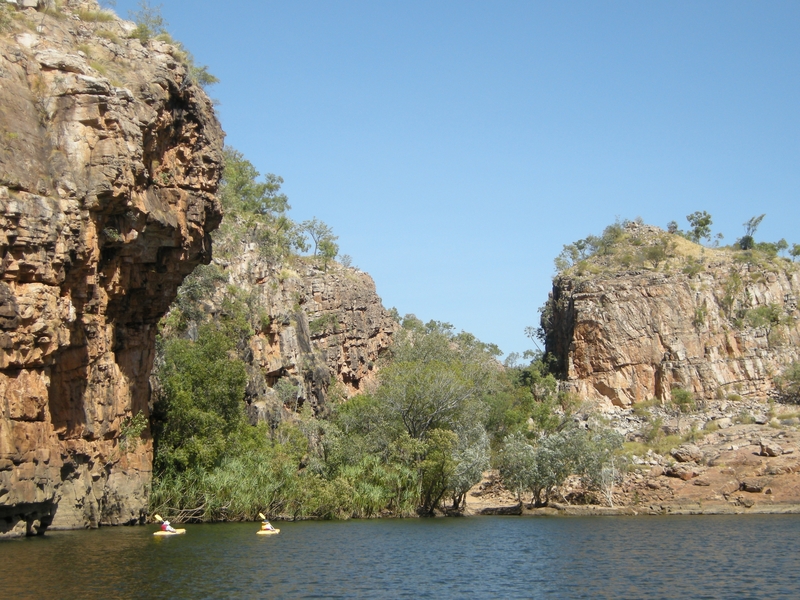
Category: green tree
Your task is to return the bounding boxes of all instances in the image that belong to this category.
[377,355,481,440]
[669,387,695,432]
[301,218,339,257]
[497,432,538,504]
[643,243,667,268]
[790,244,800,262]
[187,58,219,88]
[217,147,307,259]
[746,303,786,347]
[737,214,765,250]
[376,318,496,440]
[318,238,339,271]
[721,269,743,319]
[775,362,800,403]
[574,428,625,507]
[152,323,249,473]
[129,0,167,42]
[221,147,289,216]
[498,425,618,508]
[447,424,490,510]
[163,264,227,332]
[686,211,713,244]
[529,429,580,506]
[418,429,458,514]
[274,378,301,412]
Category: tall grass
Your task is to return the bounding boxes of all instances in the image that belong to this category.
[149,442,421,523]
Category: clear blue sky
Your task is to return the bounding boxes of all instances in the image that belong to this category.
[112,1,799,357]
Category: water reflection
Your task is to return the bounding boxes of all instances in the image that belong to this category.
[2,515,799,599]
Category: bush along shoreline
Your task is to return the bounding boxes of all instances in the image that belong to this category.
[150,164,800,521]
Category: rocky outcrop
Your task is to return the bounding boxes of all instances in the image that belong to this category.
[183,252,397,423]
[0,2,223,536]
[466,417,800,516]
[546,225,800,407]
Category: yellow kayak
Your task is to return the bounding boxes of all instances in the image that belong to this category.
[256,529,280,536]
[153,529,186,536]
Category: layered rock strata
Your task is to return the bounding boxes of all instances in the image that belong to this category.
[0,2,222,536]
[184,253,397,423]
[546,239,800,407]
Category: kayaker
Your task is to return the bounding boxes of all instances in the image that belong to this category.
[261,519,275,531]
[161,520,177,533]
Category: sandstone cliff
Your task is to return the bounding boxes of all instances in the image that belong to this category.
[166,250,398,425]
[243,263,397,418]
[545,223,800,407]
[0,1,223,536]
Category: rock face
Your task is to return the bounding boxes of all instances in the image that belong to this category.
[0,2,223,536]
[546,227,800,407]
[188,251,397,422]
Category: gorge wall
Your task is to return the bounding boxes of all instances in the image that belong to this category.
[0,1,223,536]
[546,226,800,407]
[174,250,398,424]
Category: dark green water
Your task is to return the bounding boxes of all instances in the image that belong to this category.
[2,515,799,599]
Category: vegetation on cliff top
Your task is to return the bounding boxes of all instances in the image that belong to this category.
[553,213,797,279]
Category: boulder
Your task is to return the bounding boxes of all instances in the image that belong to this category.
[740,479,765,493]
[671,444,702,463]
[666,465,701,481]
[760,440,783,457]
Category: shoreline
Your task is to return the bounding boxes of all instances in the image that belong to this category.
[7,502,800,539]
[472,501,800,517]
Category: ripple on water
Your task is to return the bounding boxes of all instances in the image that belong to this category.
[1,515,799,599]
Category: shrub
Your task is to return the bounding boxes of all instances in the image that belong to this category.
[693,304,707,329]
[0,4,12,32]
[775,362,800,404]
[682,259,703,277]
[671,388,695,413]
[78,9,115,22]
[643,244,667,268]
[129,0,167,43]
[152,323,248,473]
[97,29,121,44]
[309,313,339,336]
[119,411,148,451]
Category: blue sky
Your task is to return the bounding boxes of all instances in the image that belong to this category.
[111,1,799,357]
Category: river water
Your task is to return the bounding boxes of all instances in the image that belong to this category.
[2,515,798,599]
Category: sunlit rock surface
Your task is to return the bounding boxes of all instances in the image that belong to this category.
[546,225,800,407]
[0,1,223,536]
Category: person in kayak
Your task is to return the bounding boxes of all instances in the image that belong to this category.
[161,520,177,533]
[261,519,275,531]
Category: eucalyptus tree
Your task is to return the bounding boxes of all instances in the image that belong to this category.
[738,214,765,250]
[375,317,498,440]
[301,218,338,256]
[447,424,490,510]
[218,147,307,259]
[686,211,713,244]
